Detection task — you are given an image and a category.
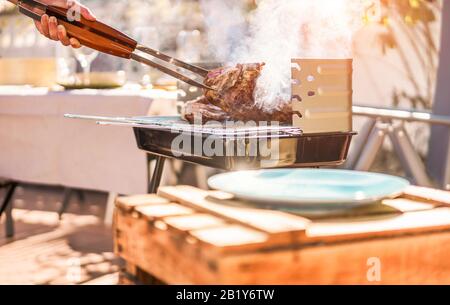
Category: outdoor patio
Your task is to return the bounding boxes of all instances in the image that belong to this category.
[0,185,119,285]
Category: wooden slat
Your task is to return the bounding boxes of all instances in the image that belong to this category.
[403,186,450,206]
[218,230,450,284]
[382,198,436,212]
[306,208,450,242]
[158,185,310,241]
[163,214,277,253]
[190,225,269,247]
[288,198,434,220]
[115,194,170,211]
[163,214,227,231]
[135,203,194,219]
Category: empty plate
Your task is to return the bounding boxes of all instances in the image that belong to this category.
[208,169,410,208]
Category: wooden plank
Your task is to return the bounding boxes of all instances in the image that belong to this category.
[158,186,310,243]
[114,211,221,284]
[382,198,436,212]
[306,208,450,243]
[189,225,269,248]
[403,186,450,206]
[292,198,435,220]
[115,194,170,212]
[163,214,278,253]
[135,203,195,219]
[218,230,450,284]
[163,214,227,231]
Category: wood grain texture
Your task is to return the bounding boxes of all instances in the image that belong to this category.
[158,185,309,244]
[114,186,450,284]
[218,231,450,284]
[115,194,170,212]
[403,186,450,206]
[306,208,450,243]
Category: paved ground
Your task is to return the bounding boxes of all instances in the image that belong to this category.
[0,184,120,285]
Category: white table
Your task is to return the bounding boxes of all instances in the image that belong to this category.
[0,85,177,226]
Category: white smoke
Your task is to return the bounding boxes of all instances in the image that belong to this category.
[200,0,248,63]
[201,0,372,111]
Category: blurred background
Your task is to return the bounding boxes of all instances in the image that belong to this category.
[0,0,443,159]
[0,0,448,284]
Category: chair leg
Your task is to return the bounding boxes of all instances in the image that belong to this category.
[76,190,86,203]
[5,197,14,238]
[59,188,73,220]
[1,183,17,238]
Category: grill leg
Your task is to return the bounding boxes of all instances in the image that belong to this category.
[1,182,17,238]
[149,156,166,194]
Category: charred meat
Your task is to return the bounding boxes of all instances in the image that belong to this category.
[183,63,296,124]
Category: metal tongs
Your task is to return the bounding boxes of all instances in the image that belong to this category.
[8,0,213,90]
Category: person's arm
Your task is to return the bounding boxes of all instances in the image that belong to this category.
[34,0,96,48]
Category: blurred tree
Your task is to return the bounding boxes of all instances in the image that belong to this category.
[372,0,441,109]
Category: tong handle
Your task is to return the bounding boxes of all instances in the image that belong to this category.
[45,5,138,59]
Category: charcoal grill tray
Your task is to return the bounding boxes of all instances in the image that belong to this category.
[130,116,355,170]
[65,114,355,170]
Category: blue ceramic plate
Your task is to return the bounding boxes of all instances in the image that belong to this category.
[208,169,410,207]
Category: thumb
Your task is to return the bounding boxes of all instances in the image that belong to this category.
[49,0,69,8]
[80,5,96,21]
[67,1,96,21]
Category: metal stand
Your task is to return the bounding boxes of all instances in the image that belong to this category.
[1,182,18,238]
[148,155,166,194]
[348,118,432,187]
[388,123,432,187]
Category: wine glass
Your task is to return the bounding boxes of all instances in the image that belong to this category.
[176,30,202,63]
[133,26,160,87]
[72,47,99,86]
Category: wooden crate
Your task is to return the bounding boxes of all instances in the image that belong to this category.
[119,262,166,285]
[113,186,450,285]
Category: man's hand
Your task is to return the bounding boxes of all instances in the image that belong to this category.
[34,0,96,48]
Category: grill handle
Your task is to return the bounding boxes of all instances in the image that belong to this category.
[45,5,137,58]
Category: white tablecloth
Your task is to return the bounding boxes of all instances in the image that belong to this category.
[0,86,177,195]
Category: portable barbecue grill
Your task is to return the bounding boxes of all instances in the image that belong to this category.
[66,56,355,193]
[64,58,355,193]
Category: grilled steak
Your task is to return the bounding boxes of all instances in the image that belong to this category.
[183,97,229,124]
[183,63,296,124]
